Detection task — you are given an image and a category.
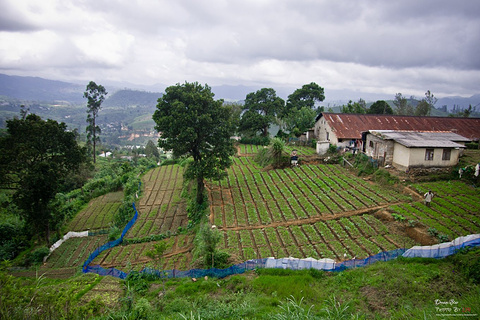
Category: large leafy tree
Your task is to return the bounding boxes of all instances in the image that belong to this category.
[153,82,236,205]
[0,114,86,242]
[84,81,107,163]
[284,107,317,137]
[368,100,394,114]
[239,88,285,137]
[340,99,367,114]
[284,82,325,117]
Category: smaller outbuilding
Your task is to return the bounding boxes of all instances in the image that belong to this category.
[364,130,470,171]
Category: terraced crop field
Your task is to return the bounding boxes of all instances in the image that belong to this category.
[90,233,193,271]
[46,235,109,269]
[209,156,419,262]
[52,146,480,274]
[388,181,480,241]
[67,191,123,232]
[127,165,188,238]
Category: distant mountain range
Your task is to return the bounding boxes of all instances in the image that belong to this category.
[0,73,85,103]
[0,73,479,112]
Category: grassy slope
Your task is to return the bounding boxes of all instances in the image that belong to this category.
[2,247,479,319]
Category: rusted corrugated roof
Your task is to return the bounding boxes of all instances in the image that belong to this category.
[321,113,480,141]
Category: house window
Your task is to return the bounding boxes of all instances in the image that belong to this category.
[442,149,451,161]
[326,132,330,140]
[369,141,374,148]
[425,149,434,161]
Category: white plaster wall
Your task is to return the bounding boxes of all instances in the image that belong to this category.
[314,119,338,144]
[392,143,411,168]
[393,144,461,169]
[316,141,330,155]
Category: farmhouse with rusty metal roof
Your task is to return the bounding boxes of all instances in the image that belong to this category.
[314,113,480,146]
[314,113,480,171]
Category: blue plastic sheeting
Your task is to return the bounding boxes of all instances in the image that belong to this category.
[334,249,406,271]
[402,234,480,258]
[84,259,268,280]
[84,265,128,279]
[82,203,139,271]
[82,249,408,281]
[81,197,480,279]
[82,234,480,280]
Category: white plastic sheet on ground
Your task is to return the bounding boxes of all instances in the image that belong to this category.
[49,231,89,252]
[265,256,336,271]
[402,234,480,258]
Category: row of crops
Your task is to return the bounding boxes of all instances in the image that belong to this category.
[88,233,193,271]
[210,157,411,228]
[217,214,417,261]
[388,180,480,241]
[67,192,123,232]
[127,165,188,238]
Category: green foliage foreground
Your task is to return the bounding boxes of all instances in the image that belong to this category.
[2,248,480,319]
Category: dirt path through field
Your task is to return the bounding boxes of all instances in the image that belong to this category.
[217,203,403,231]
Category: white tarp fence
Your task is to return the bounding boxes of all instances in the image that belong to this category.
[402,234,480,258]
[265,256,336,271]
[49,231,89,253]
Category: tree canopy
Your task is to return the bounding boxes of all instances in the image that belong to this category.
[284,82,325,116]
[152,82,236,205]
[239,88,284,137]
[0,114,86,242]
[340,99,367,114]
[368,100,393,114]
[145,140,160,161]
[283,107,317,137]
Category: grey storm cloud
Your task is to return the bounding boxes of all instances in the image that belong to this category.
[0,0,479,98]
[0,2,38,32]
[183,0,480,69]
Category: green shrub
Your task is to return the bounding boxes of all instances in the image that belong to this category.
[186,194,208,225]
[108,226,121,241]
[239,136,270,146]
[437,234,449,243]
[25,246,50,266]
[114,201,136,229]
[352,153,377,176]
[465,142,479,149]
[327,144,338,154]
[132,298,152,319]
[372,168,399,185]
[392,213,406,222]
[253,138,288,168]
[193,223,230,268]
[161,158,179,166]
[254,147,271,167]
[427,228,439,237]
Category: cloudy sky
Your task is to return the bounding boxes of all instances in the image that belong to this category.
[1,0,479,100]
